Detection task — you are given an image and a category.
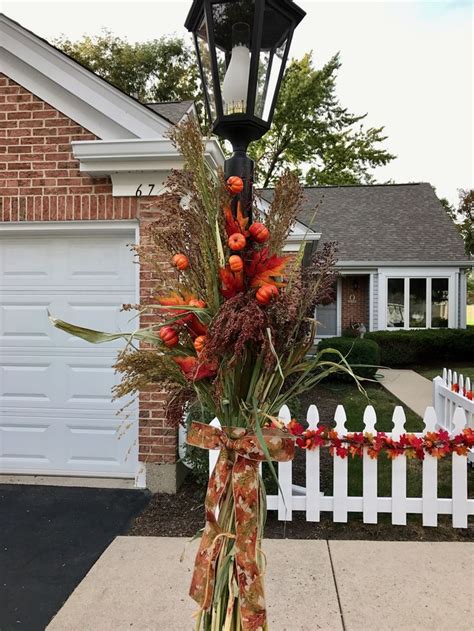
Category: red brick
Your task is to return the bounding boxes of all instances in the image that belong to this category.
[7,111,31,120]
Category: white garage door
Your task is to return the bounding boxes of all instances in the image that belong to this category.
[0,229,139,478]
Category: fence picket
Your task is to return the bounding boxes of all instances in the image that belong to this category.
[391,406,407,525]
[206,400,473,529]
[422,407,438,527]
[451,408,468,528]
[333,405,348,522]
[305,405,320,522]
[277,405,293,521]
[363,406,378,524]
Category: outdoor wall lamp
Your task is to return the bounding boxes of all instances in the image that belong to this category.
[185,0,306,221]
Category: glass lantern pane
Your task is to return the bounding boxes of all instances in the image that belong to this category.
[196,17,217,121]
[255,37,288,121]
[210,0,255,115]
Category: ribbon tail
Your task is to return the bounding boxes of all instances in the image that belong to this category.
[189,449,232,611]
[232,456,267,631]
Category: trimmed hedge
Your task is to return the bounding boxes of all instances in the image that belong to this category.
[365,329,474,367]
[317,337,381,381]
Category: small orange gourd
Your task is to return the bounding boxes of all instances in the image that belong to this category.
[160,326,179,347]
[228,233,247,251]
[194,335,206,353]
[228,255,244,273]
[249,222,270,244]
[256,284,278,305]
[172,253,189,270]
[226,176,244,195]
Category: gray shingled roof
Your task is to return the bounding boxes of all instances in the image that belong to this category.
[146,101,194,125]
[261,183,469,263]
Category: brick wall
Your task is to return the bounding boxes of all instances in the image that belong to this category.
[0,73,176,467]
[341,275,370,332]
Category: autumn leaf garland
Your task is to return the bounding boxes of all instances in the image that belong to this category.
[284,419,474,460]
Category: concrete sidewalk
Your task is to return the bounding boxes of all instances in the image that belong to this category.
[47,537,473,631]
[378,368,433,418]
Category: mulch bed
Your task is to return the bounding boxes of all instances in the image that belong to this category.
[127,477,473,542]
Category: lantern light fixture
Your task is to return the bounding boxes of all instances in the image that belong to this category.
[185,0,306,220]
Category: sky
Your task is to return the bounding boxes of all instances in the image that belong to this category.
[2,0,473,205]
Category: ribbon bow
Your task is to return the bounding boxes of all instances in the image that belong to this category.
[186,421,295,631]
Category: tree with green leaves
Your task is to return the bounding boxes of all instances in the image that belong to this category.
[249,53,395,187]
[454,189,474,255]
[57,33,394,188]
[54,29,201,105]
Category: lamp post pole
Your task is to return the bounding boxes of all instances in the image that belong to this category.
[225,145,254,224]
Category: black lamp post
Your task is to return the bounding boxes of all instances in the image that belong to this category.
[185,0,305,223]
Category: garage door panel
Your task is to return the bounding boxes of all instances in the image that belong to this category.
[0,231,139,478]
[0,413,136,475]
[0,236,135,289]
[64,418,135,472]
[0,354,125,411]
[0,292,136,349]
[65,238,135,286]
[0,418,53,468]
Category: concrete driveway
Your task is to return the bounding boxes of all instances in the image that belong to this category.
[0,484,149,631]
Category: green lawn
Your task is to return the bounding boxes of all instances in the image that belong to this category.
[415,364,474,382]
[467,305,474,326]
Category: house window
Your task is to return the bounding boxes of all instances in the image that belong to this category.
[409,278,426,328]
[386,277,450,329]
[431,278,449,328]
[387,278,405,327]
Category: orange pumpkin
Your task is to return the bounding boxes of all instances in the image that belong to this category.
[228,255,244,273]
[172,253,189,271]
[256,284,278,305]
[249,222,270,244]
[227,176,244,195]
[228,233,247,251]
[194,335,206,353]
[160,326,179,347]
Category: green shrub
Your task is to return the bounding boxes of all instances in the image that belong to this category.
[365,329,474,367]
[317,337,381,381]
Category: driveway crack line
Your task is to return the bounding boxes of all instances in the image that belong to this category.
[326,540,346,631]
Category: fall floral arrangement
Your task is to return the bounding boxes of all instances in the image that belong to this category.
[51,118,358,631]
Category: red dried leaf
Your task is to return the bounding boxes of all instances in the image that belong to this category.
[245,247,291,288]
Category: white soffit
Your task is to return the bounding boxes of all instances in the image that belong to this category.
[0,14,170,140]
[71,137,225,197]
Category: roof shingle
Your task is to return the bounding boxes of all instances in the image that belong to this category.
[261,183,469,263]
[146,101,194,125]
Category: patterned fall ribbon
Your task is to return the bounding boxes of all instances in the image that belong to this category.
[187,421,295,631]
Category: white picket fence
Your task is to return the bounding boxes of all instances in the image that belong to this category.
[208,404,473,529]
[433,368,474,464]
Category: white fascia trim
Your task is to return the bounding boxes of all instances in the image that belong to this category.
[337,260,471,268]
[71,138,225,175]
[0,15,170,139]
[0,220,138,236]
[338,267,378,274]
